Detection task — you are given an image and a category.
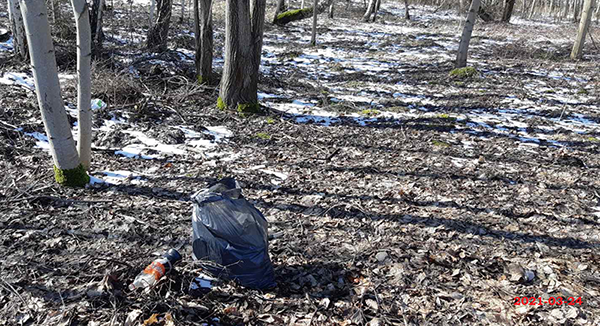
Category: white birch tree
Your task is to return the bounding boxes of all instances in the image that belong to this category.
[7,0,28,60]
[571,0,595,59]
[19,0,89,186]
[71,0,93,169]
[456,0,481,68]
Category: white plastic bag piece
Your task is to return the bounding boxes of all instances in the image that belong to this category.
[91,99,107,110]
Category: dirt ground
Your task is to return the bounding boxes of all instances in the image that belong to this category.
[1,0,599,325]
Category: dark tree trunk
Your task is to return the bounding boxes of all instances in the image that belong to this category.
[219,0,266,110]
[478,6,493,21]
[273,0,286,22]
[147,0,172,51]
[90,0,104,53]
[329,2,334,18]
[501,0,515,22]
[310,0,318,45]
[404,0,410,19]
[363,0,376,21]
[372,0,382,21]
[194,0,213,83]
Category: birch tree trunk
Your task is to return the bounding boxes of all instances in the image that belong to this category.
[19,0,88,186]
[7,0,28,60]
[218,0,266,111]
[456,0,481,68]
[194,0,213,83]
[70,0,92,170]
[311,0,318,45]
[529,0,538,18]
[147,0,172,51]
[571,0,595,58]
[329,2,334,18]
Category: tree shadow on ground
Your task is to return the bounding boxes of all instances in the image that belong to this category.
[252,193,599,250]
[267,105,600,155]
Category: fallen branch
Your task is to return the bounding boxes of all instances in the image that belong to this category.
[274,0,334,25]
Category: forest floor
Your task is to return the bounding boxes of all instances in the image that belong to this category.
[1,1,600,325]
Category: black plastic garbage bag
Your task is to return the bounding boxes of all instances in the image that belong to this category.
[191,178,276,289]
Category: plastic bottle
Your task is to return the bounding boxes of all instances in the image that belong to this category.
[129,249,182,291]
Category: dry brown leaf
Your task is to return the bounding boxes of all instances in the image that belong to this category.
[143,313,159,325]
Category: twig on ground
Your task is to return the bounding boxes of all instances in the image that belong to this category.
[0,196,113,205]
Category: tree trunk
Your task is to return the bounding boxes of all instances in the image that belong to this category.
[529,0,538,18]
[562,0,570,18]
[147,0,172,51]
[180,0,186,23]
[329,2,334,18]
[70,0,92,170]
[311,0,318,45]
[501,0,515,21]
[404,0,410,19]
[573,0,582,21]
[372,0,382,21]
[456,0,481,68]
[219,0,266,110]
[571,0,595,58]
[7,0,28,60]
[90,0,104,53]
[363,0,376,21]
[150,0,156,26]
[19,0,88,186]
[194,0,213,83]
[301,0,305,8]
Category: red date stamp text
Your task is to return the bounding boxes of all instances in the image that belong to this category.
[513,296,582,306]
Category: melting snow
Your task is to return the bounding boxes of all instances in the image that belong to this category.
[0,72,35,90]
[0,36,13,51]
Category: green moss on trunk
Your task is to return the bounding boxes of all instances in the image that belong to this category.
[449,67,478,79]
[237,102,262,115]
[54,164,90,187]
[217,97,226,110]
[197,74,209,85]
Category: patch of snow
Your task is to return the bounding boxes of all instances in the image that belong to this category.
[259,169,288,180]
[0,72,35,90]
[88,176,105,185]
[97,170,146,184]
[0,36,13,51]
[24,131,50,150]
